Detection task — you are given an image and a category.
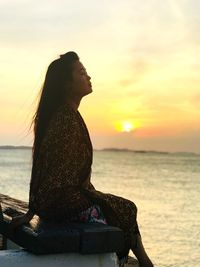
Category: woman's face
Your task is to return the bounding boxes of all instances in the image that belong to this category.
[70,60,92,97]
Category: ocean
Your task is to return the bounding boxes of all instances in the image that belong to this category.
[0,148,199,267]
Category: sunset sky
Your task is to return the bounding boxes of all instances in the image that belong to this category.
[0,0,200,153]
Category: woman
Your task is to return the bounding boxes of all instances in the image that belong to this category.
[11,52,153,267]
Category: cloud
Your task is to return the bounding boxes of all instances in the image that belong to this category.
[0,0,111,45]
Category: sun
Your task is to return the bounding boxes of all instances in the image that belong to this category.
[114,120,139,133]
[122,121,134,132]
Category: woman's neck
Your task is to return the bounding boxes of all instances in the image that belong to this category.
[66,96,81,111]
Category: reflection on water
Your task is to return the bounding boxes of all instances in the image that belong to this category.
[0,148,199,266]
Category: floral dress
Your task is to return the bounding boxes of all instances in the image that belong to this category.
[72,204,107,224]
[29,104,140,260]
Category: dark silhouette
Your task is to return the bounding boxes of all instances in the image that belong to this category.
[10,52,153,267]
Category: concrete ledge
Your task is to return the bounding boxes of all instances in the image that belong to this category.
[0,195,124,255]
[0,250,118,267]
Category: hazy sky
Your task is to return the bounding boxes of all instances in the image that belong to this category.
[0,0,200,153]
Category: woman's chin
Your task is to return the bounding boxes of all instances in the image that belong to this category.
[85,88,93,95]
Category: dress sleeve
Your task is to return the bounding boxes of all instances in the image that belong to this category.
[28,107,90,218]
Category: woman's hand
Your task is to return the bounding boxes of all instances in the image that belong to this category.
[9,210,34,229]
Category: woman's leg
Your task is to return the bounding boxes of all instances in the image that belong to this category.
[131,234,154,267]
[87,192,154,266]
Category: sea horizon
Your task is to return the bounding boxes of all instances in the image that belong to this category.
[0,145,199,156]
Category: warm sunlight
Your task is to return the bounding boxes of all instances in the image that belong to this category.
[1,0,200,154]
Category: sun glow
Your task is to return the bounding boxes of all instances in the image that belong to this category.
[114,120,140,133]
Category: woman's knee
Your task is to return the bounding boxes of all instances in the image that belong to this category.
[127,200,138,216]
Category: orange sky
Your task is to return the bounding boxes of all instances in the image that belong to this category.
[0,0,200,153]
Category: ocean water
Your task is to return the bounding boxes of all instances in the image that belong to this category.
[0,148,199,267]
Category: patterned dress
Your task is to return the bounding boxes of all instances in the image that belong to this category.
[29,104,140,258]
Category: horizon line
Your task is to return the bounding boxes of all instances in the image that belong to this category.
[0,145,199,155]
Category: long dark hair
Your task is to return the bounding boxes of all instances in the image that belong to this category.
[29,51,79,194]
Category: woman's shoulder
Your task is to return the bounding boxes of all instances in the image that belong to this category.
[46,104,80,136]
[41,105,78,147]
